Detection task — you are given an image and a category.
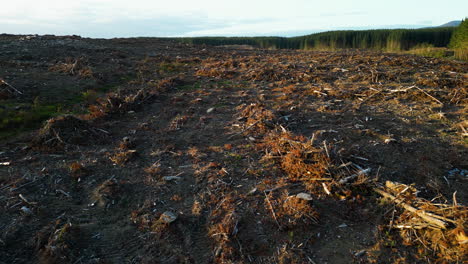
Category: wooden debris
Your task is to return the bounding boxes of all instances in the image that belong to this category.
[322,183,331,195]
[0,78,23,95]
[339,168,371,184]
[373,187,448,229]
[264,191,282,230]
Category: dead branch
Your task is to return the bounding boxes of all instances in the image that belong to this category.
[339,168,371,184]
[373,187,448,229]
[0,78,23,95]
[264,191,282,230]
[390,85,443,105]
[413,86,443,105]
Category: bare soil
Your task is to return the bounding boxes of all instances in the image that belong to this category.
[0,35,467,263]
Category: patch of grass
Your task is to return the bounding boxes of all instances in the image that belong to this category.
[158,61,185,74]
[406,44,454,58]
[224,152,244,166]
[0,102,64,139]
[453,48,468,61]
[177,81,202,91]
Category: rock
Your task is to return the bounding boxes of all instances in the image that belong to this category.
[296,193,313,201]
[20,206,33,215]
[160,211,177,224]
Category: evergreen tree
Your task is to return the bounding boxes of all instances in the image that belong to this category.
[449,19,468,49]
[449,19,468,60]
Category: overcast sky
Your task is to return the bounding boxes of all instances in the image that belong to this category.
[1,0,466,38]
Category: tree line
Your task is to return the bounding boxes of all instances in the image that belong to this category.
[176,27,456,51]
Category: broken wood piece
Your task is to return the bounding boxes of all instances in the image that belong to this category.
[373,187,448,229]
[57,189,71,197]
[163,176,182,181]
[322,183,331,195]
[306,177,333,181]
[394,224,429,230]
[339,168,371,184]
[163,172,184,182]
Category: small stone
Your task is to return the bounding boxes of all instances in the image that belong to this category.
[338,223,348,228]
[20,206,33,215]
[296,193,313,201]
[160,211,177,224]
[206,107,215,113]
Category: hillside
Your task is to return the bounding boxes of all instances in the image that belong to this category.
[438,20,462,27]
[0,36,467,264]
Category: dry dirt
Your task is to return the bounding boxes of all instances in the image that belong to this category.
[0,35,467,264]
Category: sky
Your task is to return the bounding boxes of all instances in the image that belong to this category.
[0,0,467,38]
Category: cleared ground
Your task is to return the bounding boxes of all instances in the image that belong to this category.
[0,36,467,263]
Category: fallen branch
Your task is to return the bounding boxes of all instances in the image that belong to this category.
[339,168,371,184]
[264,191,282,230]
[373,187,448,229]
[413,86,443,105]
[390,85,443,105]
[0,78,23,95]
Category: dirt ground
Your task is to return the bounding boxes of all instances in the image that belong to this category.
[0,35,467,263]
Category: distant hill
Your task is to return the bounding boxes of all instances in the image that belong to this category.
[438,21,462,27]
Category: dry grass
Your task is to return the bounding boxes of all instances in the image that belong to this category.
[49,57,93,78]
[208,194,239,262]
[265,190,319,230]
